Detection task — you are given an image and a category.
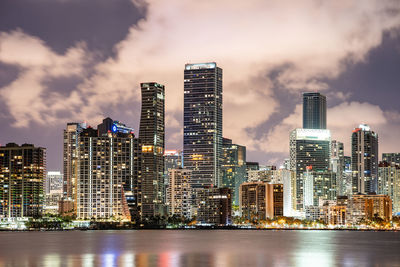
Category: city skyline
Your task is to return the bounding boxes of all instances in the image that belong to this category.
[1,1,400,171]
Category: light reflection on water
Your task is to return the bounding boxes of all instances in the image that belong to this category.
[0,230,400,267]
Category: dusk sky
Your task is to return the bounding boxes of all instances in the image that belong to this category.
[1,0,400,171]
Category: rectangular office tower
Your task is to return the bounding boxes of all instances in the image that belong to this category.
[303,92,327,129]
[290,129,331,210]
[351,124,378,194]
[183,62,223,188]
[0,143,46,218]
[139,82,165,217]
[76,118,140,220]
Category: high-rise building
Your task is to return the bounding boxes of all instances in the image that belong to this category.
[63,122,87,213]
[331,140,345,196]
[0,143,46,218]
[164,150,183,205]
[139,82,165,217]
[183,62,223,189]
[302,170,336,207]
[197,187,231,225]
[347,193,392,224]
[378,161,400,214]
[382,153,400,166]
[351,124,378,194]
[303,92,327,129]
[221,138,246,206]
[239,182,283,220]
[290,128,331,210]
[166,168,192,219]
[76,119,140,220]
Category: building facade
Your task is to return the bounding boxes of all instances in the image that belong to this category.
[197,187,231,225]
[221,138,246,206]
[139,82,165,217]
[347,194,392,224]
[239,182,283,220]
[382,153,400,166]
[63,122,87,213]
[303,92,327,129]
[183,62,223,188]
[351,124,378,194]
[166,168,192,219]
[290,128,331,210]
[0,143,46,218]
[76,119,140,220]
[378,161,400,214]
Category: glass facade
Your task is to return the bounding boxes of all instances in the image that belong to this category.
[303,92,327,129]
[183,62,223,189]
[139,82,165,217]
[351,124,378,194]
[0,143,46,218]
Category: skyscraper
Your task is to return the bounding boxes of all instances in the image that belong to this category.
[63,122,86,214]
[351,124,378,194]
[290,128,331,210]
[139,82,165,217]
[303,92,327,129]
[221,138,247,206]
[331,140,345,196]
[0,143,46,218]
[183,62,223,188]
[76,118,140,220]
[378,161,400,214]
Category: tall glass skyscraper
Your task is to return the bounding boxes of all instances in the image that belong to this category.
[183,62,223,188]
[303,92,327,129]
[139,82,165,217]
[290,128,331,210]
[351,124,378,194]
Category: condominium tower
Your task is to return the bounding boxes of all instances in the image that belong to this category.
[139,82,165,217]
[0,143,46,218]
[351,124,378,194]
[183,62,223,188]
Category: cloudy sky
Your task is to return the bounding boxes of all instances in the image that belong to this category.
[1,0,400,171]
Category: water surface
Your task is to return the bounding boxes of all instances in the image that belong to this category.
[0,230,399,266]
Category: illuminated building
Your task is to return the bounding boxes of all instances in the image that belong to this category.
[378,161,400,214]
[331,140,345,196]
[183,62,223,189]
[139,82,165,217]
[197,187,231,225]
[239,182,283,220]
[46,171,63,195]
[351,124,378,194]
[164,150,183,205]
[382,153,400,166]
[62,122,87,214]
[166,168,192,219]
[303,92,327,129]
[302,170,336,208]
[246,169,295,216]
[320,200,347,225]
[221,138,246,206]
[44,171,63,215]
[347,193,392,224]
[0,143,46,218]
[290,128,331,210]
[76,118,140,220]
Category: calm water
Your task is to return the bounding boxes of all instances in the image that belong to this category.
[0,230,399,267]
